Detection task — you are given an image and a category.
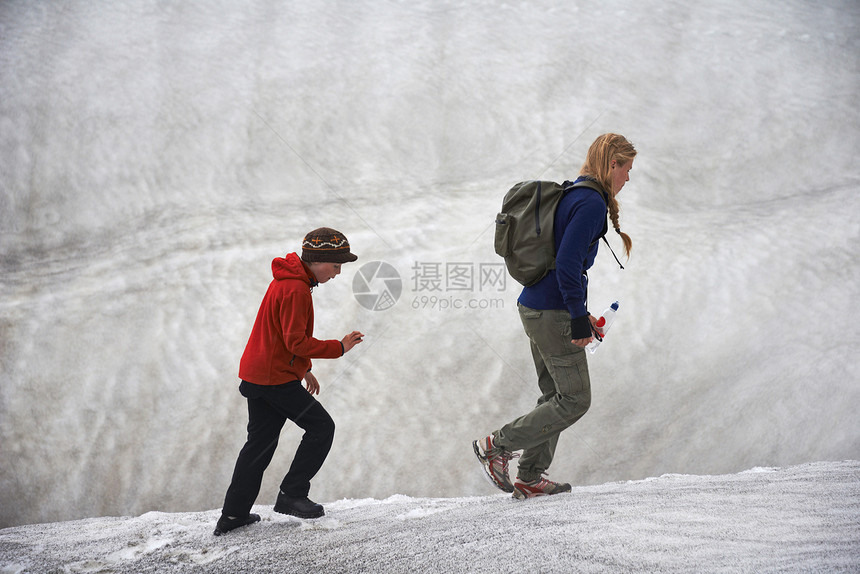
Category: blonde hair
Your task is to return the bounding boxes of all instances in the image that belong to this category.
[579,133,637,256]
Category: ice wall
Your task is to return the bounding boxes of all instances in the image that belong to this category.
[1,0,858,527]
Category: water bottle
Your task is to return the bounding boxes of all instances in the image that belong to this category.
[585,301,620,354]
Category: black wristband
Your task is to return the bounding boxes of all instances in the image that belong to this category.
[570,314,593,340]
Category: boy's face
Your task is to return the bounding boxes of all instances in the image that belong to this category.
[310,262,342,283]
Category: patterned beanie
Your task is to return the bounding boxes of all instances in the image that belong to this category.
[301,227,358,263]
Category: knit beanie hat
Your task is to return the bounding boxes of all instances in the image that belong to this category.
[301,227,358,263]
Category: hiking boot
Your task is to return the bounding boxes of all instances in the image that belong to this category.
[512,476,572,499]
[274,492,325,519]
[472,435,516,493]
[213,513,261,536]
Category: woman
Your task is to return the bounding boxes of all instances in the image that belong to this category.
[474,133,636,499]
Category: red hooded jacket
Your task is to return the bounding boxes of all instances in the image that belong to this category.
[238,252,343,385]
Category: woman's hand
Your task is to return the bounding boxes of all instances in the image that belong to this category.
[571,315,601,348]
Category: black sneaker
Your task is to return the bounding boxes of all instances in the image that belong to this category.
[274,492,325,519]
[213,513,261,536]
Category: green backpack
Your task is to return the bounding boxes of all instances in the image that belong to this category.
[494,179,616,287]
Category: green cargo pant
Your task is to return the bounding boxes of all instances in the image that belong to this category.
[495,303,592,482]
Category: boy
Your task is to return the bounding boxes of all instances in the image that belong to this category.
[215,227,364,535]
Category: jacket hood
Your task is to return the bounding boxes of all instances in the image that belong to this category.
[272,252,317,285]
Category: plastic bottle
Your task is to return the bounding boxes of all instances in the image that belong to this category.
[585,301,620,354]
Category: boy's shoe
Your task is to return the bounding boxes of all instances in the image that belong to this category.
[512,476,572,499]
[274,492,325,519]
[472,435,516,493]
[213,513,261,536]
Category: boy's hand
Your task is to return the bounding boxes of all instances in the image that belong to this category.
[341,331,364,352]
[304,372,320,395]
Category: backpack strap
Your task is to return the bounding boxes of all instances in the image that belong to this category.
[601,236,625,270]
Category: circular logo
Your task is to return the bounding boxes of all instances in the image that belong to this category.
[352,261,402,311]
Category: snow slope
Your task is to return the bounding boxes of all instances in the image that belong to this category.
[1,461,858,573]
[1,0,859,529]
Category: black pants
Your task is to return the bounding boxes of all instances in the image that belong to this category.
[221,380,335,517]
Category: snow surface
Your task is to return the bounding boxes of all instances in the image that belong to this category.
[1,0,859,555]
[1,461,858,573]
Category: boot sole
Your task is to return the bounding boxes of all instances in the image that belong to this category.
[274,505,324,519]
[511,485,572,500]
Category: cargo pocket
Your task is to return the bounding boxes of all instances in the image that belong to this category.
[554,312,572,339]
[548,352,589,395]
[494,213,512,257]
[518,305,542,321]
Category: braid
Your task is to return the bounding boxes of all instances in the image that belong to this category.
[607,194,632,257]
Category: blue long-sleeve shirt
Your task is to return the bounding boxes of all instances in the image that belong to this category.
[517,177,608,337]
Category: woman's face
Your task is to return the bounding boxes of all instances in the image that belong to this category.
[610,158,633,196]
